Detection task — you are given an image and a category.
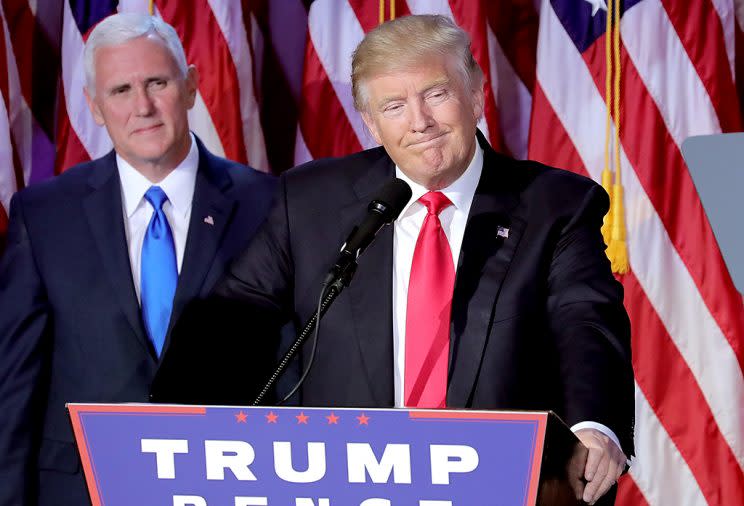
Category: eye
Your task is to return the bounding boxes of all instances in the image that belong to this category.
[110,85,130,96]
[426,89,448,104]
[381,103,405,117]
[149,79,168,90]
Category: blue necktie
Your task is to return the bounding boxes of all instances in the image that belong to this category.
[141,186,178,357]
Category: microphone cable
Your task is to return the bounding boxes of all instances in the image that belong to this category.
[277,279,330,405]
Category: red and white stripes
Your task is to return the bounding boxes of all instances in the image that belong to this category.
[54,0,270,173]
[532,0,744,503]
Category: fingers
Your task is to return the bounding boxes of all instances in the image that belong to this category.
[567,442,589,500]
[583,446,609,502]
[575,428,627,505]
[595,455,623,499]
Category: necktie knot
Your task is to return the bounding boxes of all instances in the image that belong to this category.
[419,191,452,216]
[145,186,169,211]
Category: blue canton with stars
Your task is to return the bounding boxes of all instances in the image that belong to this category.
[552,0,644,53]
[69,0,117,35]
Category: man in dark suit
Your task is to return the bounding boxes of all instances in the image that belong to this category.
[0,13,275,506]
[192,14,634,505]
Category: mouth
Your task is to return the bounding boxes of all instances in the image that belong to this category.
[131,124,163,135]
[408,132,447,148]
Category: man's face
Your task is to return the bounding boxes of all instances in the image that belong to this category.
[85,35,197,175]
[360,56,484,190]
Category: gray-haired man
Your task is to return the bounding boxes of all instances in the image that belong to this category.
[0,13,276,505]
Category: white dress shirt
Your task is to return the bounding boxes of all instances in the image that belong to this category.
[118,133,199,303]
[390,140,622,451]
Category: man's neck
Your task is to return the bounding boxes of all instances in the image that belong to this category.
[123,136,193,184]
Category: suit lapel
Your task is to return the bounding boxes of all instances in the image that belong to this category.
[447,139,527,407]
[164,144,235,354]
[342,155,396,406]
[83,152,151,355]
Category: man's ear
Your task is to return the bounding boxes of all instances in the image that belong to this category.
[471,84,485,121]
[84,87,105,126]
[361,110,383,145]
[185,64,199,109]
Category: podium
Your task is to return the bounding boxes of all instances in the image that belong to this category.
[68,404,586,506]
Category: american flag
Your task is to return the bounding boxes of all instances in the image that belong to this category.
[1,0,743,503]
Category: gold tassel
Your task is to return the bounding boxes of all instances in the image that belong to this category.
[602,0,629,275]
[607,183,629,274]
[601,168,613,247]
[601,0,615,252]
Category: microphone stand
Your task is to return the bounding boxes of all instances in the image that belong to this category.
[251,262,357,405]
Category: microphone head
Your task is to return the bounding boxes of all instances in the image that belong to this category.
[368,178,413,223]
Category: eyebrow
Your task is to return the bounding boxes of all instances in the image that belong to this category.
[144,75,170,84]
[105,75,171,93]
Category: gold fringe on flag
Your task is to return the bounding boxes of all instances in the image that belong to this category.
[602,0,629,274]
[148,0,154,15]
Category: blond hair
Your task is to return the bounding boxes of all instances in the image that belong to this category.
[351,14,483,111]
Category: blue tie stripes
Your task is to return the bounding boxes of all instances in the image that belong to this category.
[140,186,178,357]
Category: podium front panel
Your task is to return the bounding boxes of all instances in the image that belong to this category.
[68,404,549,506]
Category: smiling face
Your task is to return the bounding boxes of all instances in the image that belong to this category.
[360,55,484,190]
[84,35,197,181]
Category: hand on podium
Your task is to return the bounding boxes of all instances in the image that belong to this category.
[574,428,627,504]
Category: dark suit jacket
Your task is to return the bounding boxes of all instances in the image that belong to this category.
[209,133,634,459]
[0,138,276,506]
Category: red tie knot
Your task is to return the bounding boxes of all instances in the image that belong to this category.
[419,191,452,216]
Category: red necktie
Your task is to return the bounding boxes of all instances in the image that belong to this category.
[405,191,455,408]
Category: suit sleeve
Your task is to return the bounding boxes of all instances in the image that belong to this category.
[546,184,634,456]
[0,194,52,506]
[212,173,295,316]
[152,175,295,405]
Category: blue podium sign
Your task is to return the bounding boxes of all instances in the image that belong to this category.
[68,404,549,506]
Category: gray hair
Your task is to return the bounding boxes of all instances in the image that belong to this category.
[351,14,483,111]
[84,13,188,95]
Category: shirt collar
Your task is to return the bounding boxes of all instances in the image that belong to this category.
[395,139,483,219]
[118,132,199,218]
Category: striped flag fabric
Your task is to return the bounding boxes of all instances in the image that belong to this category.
[54,0,269,174]
[1,1,743,504]
[530,1,744,504]
[0,0,62,251]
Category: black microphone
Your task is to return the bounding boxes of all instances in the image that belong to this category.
[326,177,412,286]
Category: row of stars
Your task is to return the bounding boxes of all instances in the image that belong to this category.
[234,411,370,426]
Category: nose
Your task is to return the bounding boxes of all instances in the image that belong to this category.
[134,86,155,116]
[408,99,434,133]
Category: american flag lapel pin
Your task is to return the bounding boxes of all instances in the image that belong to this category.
[204,215,215,226]
[497,226,509,239]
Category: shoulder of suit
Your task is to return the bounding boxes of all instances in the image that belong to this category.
[498,156,600,194]
[12,156,111,211]
[487,155,606,217]
[281,145,389,186]
[198,146,276,189]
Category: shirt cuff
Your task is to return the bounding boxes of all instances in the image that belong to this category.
[570,421,625,457]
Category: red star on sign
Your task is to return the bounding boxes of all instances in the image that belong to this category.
[296,412,309,424]
[266,412,278,424]
[326,413,339,424]
[356,413,370,425]
[235,411,248,423]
